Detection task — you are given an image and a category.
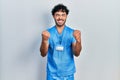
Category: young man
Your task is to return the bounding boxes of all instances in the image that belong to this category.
[40,4,82,80]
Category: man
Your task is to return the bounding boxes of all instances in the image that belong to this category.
[40,4,82,80]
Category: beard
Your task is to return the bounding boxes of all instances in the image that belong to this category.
[55,19,66,27]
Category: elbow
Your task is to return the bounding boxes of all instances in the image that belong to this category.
[40,51,47,57]
[40,49,47,57]
[74,52,80,57]
[74,47,82,57]
[41,53,47,57]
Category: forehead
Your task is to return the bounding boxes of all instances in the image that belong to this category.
[54,10,66,15]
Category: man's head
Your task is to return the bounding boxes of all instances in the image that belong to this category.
[51,4,69,27]
[51,4,69,16]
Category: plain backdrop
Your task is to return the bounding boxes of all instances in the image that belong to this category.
[1,0,120,80]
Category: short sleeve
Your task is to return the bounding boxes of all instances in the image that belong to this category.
[47,29,50,44]
[72,35,76,43]
[71,30,76,43]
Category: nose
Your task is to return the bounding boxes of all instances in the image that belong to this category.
[59,15,62,19]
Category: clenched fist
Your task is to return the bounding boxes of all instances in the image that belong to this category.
[42,30,50,41]
[73,30,81,42]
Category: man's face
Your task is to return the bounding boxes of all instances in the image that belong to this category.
[53,11,67,27]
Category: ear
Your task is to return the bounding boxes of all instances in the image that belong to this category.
[53,15,55,18]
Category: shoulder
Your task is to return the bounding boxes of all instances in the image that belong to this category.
[65,26,74,33]
[47,26,55,33]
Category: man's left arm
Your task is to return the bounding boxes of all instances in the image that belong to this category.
[72,30,82,57]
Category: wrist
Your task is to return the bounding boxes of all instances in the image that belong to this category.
[42,40,48,43]
[76,40,81,43]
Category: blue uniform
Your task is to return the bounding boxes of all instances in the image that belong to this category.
[47,25,76,80]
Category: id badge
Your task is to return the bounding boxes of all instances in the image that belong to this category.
[56,45,64,51]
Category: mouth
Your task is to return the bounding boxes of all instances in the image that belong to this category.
[57,20,64,23]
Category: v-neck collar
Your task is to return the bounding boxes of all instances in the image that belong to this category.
[55,25,66,36]
[54,25,66,45]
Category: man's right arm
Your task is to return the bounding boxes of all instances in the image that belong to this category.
[40,31,50,57]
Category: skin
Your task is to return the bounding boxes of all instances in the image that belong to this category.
[40,10,82,57]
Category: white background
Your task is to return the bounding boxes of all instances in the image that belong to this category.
[1,0,120,80]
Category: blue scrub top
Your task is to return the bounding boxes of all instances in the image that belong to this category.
[47,25,76,76]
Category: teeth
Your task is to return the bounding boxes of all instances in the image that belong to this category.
[58,20,63,21]
[58,21,62,22]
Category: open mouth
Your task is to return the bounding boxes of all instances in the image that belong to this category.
[57,20,64,23]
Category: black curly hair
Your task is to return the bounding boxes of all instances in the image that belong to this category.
[51,4,69,15]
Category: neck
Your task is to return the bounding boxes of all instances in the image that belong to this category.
[56,25,65,34]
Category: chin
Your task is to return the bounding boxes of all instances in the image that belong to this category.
[56,23,65,27]
[57,24,64,27]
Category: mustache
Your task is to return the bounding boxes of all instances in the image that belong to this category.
[57,19,64,21]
